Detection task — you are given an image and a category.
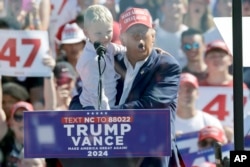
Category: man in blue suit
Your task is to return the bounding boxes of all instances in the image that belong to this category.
[66,7,184,167]
[113,7,183,167]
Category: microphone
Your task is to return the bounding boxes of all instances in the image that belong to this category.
[94,41,106,58]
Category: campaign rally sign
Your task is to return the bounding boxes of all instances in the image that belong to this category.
[182,143,233,167]
[245,135,250,150]
[196,87,250,126]
[177,131,250,154]
[176,131,199,154]
[24,109,171,158]
[0,30,51,77]
[214,17,250,67]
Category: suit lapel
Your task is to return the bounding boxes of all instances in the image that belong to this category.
[130,50,158,91]
[114,53,126,105]
[114,50,159,104]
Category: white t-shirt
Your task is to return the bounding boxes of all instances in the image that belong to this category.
[175,110,223,134]
[49,0,79,56]
[203,27,224,45]
[155,24,188,68]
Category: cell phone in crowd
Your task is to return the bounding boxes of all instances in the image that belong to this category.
[56,72,72,86]
[0,0,7,18]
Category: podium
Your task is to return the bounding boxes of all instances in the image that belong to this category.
[24,109,172,160]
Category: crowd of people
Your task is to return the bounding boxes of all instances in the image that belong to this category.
[0,0,250,167]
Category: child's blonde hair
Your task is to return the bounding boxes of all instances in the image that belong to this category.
[84,4,113,29]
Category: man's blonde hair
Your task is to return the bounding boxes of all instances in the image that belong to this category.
[84,4,113,29]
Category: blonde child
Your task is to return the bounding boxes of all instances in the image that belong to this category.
[76,4,125,110]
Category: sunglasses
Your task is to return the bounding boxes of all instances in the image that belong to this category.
[183,42,200,51]
[13,114,24,122]
[199,140,217,148]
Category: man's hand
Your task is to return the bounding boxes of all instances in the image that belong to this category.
[42,54,56,71]
[154,47,170,55]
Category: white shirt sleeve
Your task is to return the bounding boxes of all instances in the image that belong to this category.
[110,43,127,55]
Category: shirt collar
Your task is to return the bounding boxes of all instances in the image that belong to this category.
[124,54,149,70]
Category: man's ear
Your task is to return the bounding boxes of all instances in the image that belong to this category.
[151,29,156,43]
[152,28,156,34]
[120,33,126,45]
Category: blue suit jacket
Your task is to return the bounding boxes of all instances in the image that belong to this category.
[66,49,184,167]
[114,49,180,110]
[114,48,181,143]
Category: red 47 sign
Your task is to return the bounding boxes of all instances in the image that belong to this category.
[0,30,51,77]
[196,87,250,127]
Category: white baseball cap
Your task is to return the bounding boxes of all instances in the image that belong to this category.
[61,23,86,44]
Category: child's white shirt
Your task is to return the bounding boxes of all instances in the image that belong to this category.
[76,40,126,110]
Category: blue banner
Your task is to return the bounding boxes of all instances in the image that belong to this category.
[245,135,250,150]
[176,131,250,154]
[176,131,199,154]
[24,109,171,158]
[182,143,233,166]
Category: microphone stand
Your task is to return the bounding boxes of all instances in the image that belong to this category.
[94,42,106,110]
[214,142,223,167]
[97,54,102,110]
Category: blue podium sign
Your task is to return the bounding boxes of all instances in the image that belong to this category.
[24,109,171,158]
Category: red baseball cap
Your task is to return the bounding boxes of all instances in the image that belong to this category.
[198,126,227,143]
[112,21,121,44]
[10,101,34,118]
[205,40,231,56]
[119,7,153,33]
[180,73,199,89]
